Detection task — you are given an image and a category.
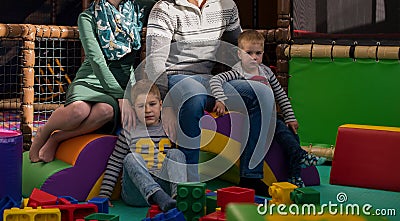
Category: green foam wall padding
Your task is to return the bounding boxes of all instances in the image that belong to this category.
[22,152,71,197]
[288,57,400,146]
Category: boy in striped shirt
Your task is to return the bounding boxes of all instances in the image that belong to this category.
[99,79,186,212]
[209,30,325,187]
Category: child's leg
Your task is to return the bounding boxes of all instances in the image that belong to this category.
[274,118,305,179]
[122,153,175,211]
[120,168,148,207]
[158,149,187,198]
[274,118,326,187]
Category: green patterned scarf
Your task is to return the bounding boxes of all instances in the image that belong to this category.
[90,0,143,60]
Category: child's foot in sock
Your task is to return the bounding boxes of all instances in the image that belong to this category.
[288,176,305,187]
[150,190,176,212]
[300,154,326,168]
[239,178,271,197]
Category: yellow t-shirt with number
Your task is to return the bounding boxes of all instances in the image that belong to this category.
[128,123,174,171]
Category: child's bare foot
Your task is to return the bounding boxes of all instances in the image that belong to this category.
[38,133,60,163]
[29,127,48,162]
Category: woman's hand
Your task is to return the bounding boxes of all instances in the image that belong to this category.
[118,98,136,131]
[161,107,177,143]
[213,101,226,116]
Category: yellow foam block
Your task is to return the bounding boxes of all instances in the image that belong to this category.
[200,129,241,162]
[340,124,400,133]
[4,207,61,221]
[200,129,277,186]
[86,173,122,201]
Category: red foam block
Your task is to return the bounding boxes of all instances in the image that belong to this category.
[147,204,162,218]
[28,188,58,208]
[330,125,400,192]
[43,203,98,221]
[200,210,225,221]
[217,186,254,212]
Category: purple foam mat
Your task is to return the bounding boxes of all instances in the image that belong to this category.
[200,112,245,142]
[0,130,23,206]
[41,135,117,201]
[265,141,320,186]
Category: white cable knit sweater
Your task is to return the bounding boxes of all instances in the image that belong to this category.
[145,0,242,98]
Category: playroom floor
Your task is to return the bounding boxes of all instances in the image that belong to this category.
[109,165,400,221]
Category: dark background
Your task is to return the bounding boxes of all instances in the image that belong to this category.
[0,0,398,33]
[0,0,278,29]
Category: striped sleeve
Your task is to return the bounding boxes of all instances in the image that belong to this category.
[209,70,243,102]
[265,67,296,123]
[98,129,130,198]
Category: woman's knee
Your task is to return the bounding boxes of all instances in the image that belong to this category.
[241,81,274,108]
[253,84,274,105]
[244,81,273,100]
[183,94,208,108]
[65,101,91,122]
[169,77,208,101]
[92,103,114,121]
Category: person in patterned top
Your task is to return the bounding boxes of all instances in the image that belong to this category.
[29,0,142,163]
[99,79,186,212]
[209,30,326,187]
[145,0,278,197]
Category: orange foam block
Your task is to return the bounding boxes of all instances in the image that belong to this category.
[330,124,400,192]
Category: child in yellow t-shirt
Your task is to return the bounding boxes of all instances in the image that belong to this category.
[99,79,186,211]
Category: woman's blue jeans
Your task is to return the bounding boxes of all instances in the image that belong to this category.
[166,74,275,180]
[121,149,187,207]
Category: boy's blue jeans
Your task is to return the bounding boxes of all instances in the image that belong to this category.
[274,117,307,178]
[121,149,186,207]
[167,74,275,181]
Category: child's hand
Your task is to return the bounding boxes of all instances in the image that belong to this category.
[108,199,114,207]
[286,121,299,134]
[213,101,226,116]
[95,196,113,207]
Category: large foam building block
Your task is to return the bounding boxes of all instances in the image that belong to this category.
[225,204,264,221]
[0,129,23,208]
[268,182,298,205]
[216,186,254,212]
[23,134,117,201]
[176,182,206,221]
[200,111,320,187]
[3,207,61,221]
[330,124,400,192]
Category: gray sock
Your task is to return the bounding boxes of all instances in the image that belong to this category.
[150,189,176,212]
